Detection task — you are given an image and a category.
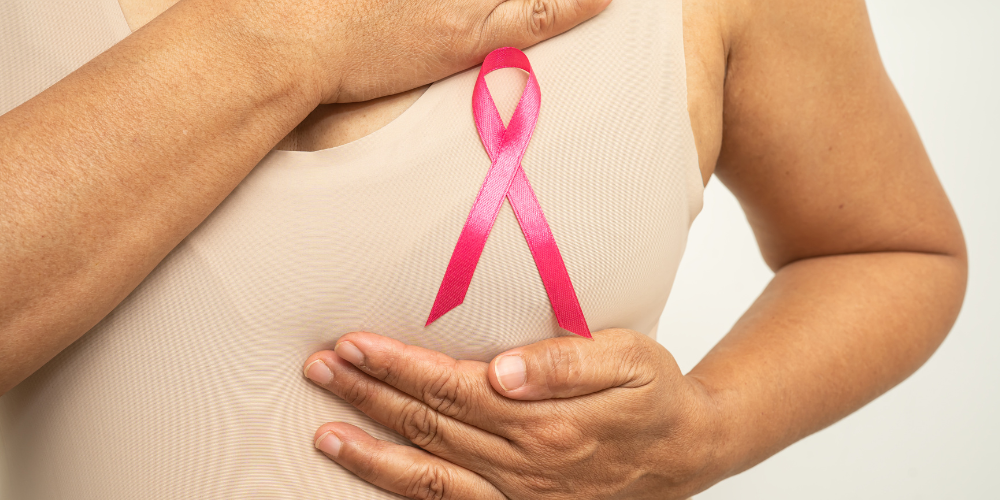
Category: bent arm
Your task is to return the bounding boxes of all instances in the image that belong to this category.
[0,0,615,396]
[688,0,966,479]
[0,1,321,394]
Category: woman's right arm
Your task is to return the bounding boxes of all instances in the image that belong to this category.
[0,0,611,394]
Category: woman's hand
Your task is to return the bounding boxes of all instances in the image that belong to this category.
[245,0,613,103]
[0,0,612,393]
[302,329,720,499]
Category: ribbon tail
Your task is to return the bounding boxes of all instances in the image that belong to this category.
[425,149,524,326]
[425,207,494,326]
[507,167,591,338]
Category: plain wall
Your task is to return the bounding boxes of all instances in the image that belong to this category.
[660,0,999,497]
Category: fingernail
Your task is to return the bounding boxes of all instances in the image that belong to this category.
[495,355,526,391]
[336,341,364,367]
[304,359,333,385]
[315,431,342,458]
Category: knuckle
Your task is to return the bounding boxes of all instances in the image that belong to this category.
[544,340,584,388]
[531,419,585,452]
[419,363,468,418]
[620,332,652,363]
[404,463,450,500]
[397,401,443,449]
[355,443,388,485]
[618,330,667,382]
[343,378,374,409]
[380,352,405,386]
[624,328,656,353]
[594,328,660,387]
[527,0,557,38]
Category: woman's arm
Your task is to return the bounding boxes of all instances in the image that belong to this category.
[0,0,312,394]
[690,0,967,478]
[292,1,967,498]
[0,0,613,394]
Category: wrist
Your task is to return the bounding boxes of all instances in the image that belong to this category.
[675,373,745,492]
[175,0,329,109]
[224,0,343,105]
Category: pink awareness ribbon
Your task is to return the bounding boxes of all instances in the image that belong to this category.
[425,47,591,338]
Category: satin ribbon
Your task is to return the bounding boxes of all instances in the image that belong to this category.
[425,47,591,338]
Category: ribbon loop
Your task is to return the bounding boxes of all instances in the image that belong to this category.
[425,47,591,338]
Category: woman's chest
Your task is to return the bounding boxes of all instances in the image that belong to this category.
[173,85,695,360]
[3,2,701,497]
[159,0,705,355]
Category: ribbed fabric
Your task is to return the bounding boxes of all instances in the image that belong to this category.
[0,0,703,498]
[0,0,130,116]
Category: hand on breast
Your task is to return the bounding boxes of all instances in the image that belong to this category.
[301,329,718,500]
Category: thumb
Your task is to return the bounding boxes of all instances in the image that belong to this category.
[482,0,614,51]
[488,328,662,400]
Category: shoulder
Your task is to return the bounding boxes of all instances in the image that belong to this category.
[681,0,881,185]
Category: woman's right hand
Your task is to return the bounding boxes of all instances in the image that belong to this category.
[0,0,611,394]
[0,0,609,394]
[242,0,612,103]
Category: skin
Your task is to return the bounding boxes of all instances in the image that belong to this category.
[0,0,966,498]
[0,0,612,394]
[300,0,967,498]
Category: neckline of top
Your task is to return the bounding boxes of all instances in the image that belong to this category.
[265,80,445,160]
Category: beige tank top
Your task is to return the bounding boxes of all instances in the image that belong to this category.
[0,0,703,498]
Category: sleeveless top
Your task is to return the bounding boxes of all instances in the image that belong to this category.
[0,0,703,498]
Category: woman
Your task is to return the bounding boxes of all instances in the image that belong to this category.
[0,0,966,499]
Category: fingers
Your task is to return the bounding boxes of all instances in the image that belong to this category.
[488,328,666,400]
[304,349,512,468]
[482,0,614,50]
[314,423,507,500]
[328,332,524,430]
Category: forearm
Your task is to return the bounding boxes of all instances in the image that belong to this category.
[687,250,967,480]
[0,0,320,393]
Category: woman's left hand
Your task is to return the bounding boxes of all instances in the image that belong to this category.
[302,329,722,499]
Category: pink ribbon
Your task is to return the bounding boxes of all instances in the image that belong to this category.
[425,47,591,338]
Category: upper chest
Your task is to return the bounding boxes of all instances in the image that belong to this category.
[116,0,724,183]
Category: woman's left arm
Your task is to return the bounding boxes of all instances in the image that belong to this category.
[676,0,968,482]
[300,0,966,498]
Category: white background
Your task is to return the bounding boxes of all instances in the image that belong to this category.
[661,1,999,497]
